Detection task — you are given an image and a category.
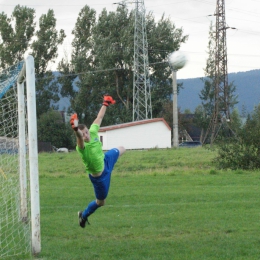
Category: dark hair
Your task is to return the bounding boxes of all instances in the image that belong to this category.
[78,124,87,130]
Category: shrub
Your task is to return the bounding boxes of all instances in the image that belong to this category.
[214,140,260,170]
[214,105,260,170]
[37,109,75,149]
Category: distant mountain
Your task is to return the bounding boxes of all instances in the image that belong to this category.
[57,70,260,114]
[177,69,260,114]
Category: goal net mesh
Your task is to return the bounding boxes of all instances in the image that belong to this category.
[0,61,31,258]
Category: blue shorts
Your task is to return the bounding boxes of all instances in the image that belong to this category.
[89,148,120,200]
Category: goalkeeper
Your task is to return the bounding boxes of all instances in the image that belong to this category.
[70,95,126,228]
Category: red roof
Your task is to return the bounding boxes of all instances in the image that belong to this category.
[99,118,171,132]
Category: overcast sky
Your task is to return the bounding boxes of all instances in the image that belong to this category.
[1,0,260,79]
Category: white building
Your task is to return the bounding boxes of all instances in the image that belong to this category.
[98,118,171,150]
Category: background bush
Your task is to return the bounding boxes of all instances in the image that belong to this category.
[215,105,260,169]
[37,110,75,149]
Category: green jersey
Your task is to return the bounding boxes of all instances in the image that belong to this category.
[76,124,104,174]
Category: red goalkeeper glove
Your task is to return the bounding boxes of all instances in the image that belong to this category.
[103,95,116,107]
[70,113,79,131]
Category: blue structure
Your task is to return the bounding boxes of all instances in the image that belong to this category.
[0,61,24,99]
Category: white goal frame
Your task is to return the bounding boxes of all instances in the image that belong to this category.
[17,55,41,255]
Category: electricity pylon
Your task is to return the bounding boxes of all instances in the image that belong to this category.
[203,0,233,145]
[132,0,152,121]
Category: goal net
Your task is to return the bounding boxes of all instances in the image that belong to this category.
[0,56,40,258]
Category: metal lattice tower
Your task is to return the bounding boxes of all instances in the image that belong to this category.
[204,0,230,144]
[133,0,152,121]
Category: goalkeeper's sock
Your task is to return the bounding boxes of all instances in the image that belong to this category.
[82,200,100,219]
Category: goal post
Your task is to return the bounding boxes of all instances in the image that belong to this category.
[0,55,41,258]
[18,55,41,255]
[17,62,27,222]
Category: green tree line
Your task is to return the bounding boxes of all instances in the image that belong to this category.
[0,4,187,148]
[57,5,188,126]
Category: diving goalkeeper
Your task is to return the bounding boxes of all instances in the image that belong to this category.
[70,95,126,228]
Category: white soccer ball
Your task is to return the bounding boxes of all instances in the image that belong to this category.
[168,51,187,70]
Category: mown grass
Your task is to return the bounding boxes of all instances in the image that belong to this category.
[7,147,260,259]
[39,147,216,177]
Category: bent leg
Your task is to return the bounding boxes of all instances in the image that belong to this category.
[82,147,125,221]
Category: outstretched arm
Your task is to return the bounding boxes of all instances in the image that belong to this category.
[74,128,85,149]
[93,105,107,126]
[93,95,116,126]
[70,113,85,149]
[70,95,115,148]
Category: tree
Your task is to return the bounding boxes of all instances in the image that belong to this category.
[92,7,135,125]
[58,5,97,126]
[0,5,35,69]
[58,5,188,126]
[239,105,260,148]
[31,9,66,117]
[37,110,74,149]
[0,6,65,118]
[229,108,242,135]
[194,105,210,143]
[197,22,216,142]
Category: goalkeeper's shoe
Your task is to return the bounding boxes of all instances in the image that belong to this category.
[78,211,89,228]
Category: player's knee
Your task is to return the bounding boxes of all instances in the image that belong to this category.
[96,199,105,206]
[118,146,126,156]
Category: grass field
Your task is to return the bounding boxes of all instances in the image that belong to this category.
[9,148,260,259]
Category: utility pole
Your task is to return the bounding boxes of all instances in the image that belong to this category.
[203,0,235,145]
[172,71,178,148]
[132,0,152,121]
[168,51,187,148]
[114,0,152,121]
